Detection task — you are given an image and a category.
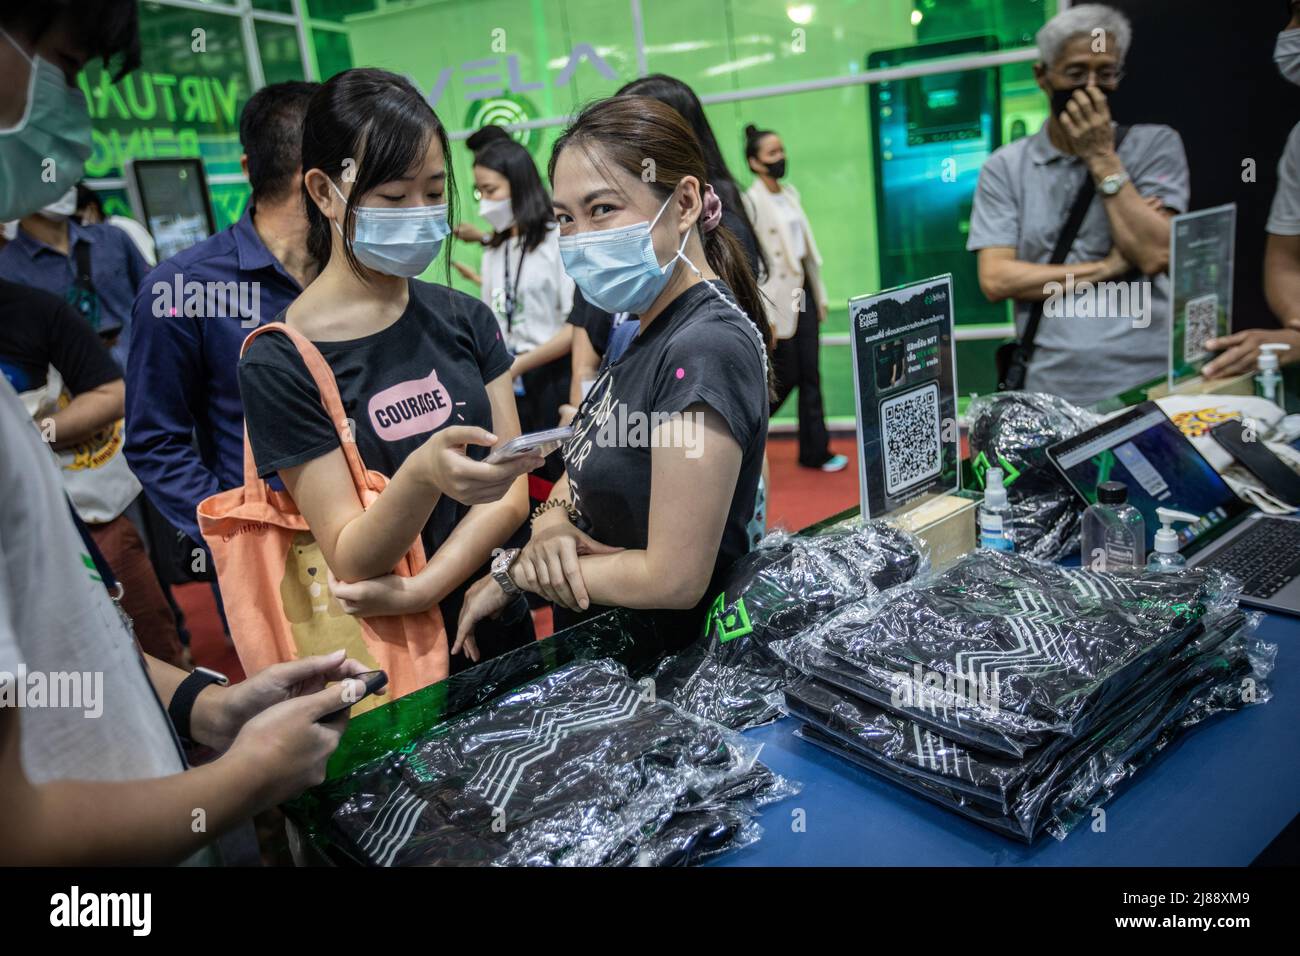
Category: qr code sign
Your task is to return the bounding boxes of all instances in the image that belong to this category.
[1183,293,1218,363]
[880,382,942,495]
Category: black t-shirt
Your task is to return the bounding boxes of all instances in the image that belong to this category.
[0,279,122,396]
[239,279,514,638]
[565,288,618,357]
[560,279,768,646]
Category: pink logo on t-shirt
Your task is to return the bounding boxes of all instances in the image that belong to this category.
[368,368,453,441]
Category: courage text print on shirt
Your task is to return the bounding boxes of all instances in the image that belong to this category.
[368,368,455,441]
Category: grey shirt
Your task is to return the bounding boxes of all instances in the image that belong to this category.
[0,378,186,787]
[1267,121,1300,236]
[968,122,1190,406]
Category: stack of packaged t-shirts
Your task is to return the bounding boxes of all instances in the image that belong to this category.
[653,522,925,730]
[771,550,1276,842]
[313,660,798,866]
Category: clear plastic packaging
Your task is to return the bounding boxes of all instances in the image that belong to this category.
[787,613,1269,841]
[772,549,1271,842]
[772,550,1240,756]
[652,522,926,730]
[967,392,1102,560]
[306,659,799,866]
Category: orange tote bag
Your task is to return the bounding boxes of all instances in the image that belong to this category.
[198,323,449,707]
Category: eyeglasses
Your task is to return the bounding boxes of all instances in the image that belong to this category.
[1055,66,1124,87]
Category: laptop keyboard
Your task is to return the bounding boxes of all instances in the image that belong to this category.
[1199,518,1300,599]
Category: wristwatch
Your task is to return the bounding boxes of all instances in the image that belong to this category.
[491,547,522,597]
[1098,170,1129,197]
[167,666,229,743]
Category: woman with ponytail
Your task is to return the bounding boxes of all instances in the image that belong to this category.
[457,95,773,649]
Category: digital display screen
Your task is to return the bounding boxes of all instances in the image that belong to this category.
[131,159,216,261]
[1050,403,1248,553]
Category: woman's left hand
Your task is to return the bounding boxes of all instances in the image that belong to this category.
[329,570,429,618]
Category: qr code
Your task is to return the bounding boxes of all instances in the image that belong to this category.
[880,382,942,496]
[1183,293,1218,363]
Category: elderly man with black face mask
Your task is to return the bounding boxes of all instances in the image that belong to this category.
[1205,0,1300,380]
[968,3,1189,406]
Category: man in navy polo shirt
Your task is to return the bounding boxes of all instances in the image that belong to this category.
[0,187,149,370]
[125,81,318,548]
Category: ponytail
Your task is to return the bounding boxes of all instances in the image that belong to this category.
[702,220,775,391]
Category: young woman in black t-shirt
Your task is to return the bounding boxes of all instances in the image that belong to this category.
[457,95,774,650]
[238,69,544,673]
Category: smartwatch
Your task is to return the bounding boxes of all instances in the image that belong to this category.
[491,547,523,597]
[168,666,229,743]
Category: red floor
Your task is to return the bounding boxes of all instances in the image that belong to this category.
[176,434,861,674]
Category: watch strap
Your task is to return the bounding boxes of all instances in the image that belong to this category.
[168,668,226,743]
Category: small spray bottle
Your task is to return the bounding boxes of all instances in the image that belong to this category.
[1256,343,1291,404]
[979,467,1015,552]
[1146,507,1200,573]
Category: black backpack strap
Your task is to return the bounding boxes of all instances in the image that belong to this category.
[1018,124,1132,359]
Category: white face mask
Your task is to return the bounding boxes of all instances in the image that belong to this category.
[1277,28,1300,86]
[37,186,77,221]
[479,196,514,232]
[330,180,450,278]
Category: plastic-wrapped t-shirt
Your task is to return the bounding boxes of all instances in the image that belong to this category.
[771,550,1274,842]
[310,660,798,866]
[772,550,1239,757]
[652,522,925,730]
[786,611,1270,840]
[967,391,1100,560]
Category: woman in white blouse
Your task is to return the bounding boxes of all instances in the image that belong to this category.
[743,124,846,473]
[454,128,575,433]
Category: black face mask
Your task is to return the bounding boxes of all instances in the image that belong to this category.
[764,158,786,180]
[1050,84,1117,122]
[1050,84,1081,120]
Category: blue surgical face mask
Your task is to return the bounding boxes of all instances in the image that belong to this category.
[331,181,450,277]
[0,30,94,222]
[558,192,690,315]
[1277,28,1300,86]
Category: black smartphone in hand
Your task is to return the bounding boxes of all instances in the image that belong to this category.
[319,669,388,721]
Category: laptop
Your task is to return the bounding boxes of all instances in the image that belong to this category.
[1047,401,1300,615]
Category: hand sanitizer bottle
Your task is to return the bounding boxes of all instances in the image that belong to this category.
[979,467,1015,552]
[1256,343,1291,404]
[1081,480,1146,570]
[1146,508,1201,573]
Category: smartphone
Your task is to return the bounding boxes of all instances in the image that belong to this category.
[1210,419,1300,507]
[319,669,388,721]
[485,426,575,464]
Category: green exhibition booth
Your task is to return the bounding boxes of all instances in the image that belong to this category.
[81,0,1070,423]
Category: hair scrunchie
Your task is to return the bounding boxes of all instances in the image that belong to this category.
[701,183,723,233]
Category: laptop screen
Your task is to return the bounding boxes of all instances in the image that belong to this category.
[1048,401,1249,554]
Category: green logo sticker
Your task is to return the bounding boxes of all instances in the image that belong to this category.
[971,450,1021,488]
[705,593,753,643]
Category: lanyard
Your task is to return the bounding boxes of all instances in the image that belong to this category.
[501,243,526,330]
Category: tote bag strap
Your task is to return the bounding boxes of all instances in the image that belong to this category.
[239,323,372,497]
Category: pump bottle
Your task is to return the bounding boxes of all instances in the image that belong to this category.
[1146,508,1201,573]
[1256,343,1291,404]
[979,467,1015,552]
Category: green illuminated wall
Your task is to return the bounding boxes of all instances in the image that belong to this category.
[86,0,1062,420]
